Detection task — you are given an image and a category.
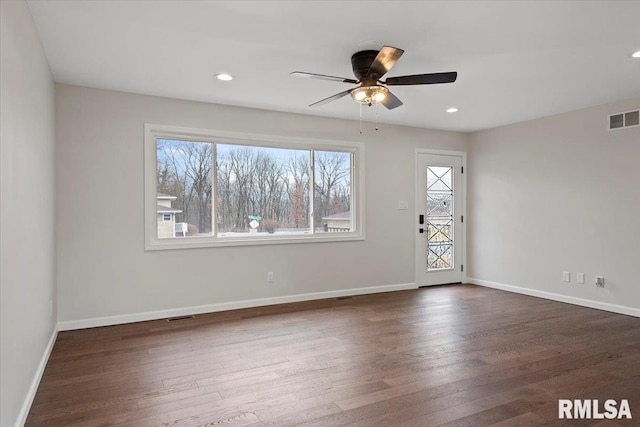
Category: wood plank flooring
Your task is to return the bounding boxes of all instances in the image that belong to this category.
[26,285,640,426]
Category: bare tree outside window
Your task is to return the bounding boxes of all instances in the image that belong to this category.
[157,139,212,237]
[314,151,352,232]
[216,144,311,236]
[155,138,352,239]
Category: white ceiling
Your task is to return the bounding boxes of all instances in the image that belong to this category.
[26,0,640,132]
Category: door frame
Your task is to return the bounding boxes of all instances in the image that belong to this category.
[415,148,467,287]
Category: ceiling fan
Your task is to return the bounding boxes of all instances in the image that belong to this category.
[291,46,457,110]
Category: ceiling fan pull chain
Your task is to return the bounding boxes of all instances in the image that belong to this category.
[359,103,363,134]
[375,103,379,131]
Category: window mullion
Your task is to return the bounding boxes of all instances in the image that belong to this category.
[212,142,218,238]
[309,149,315,235]
[351,151,355,232]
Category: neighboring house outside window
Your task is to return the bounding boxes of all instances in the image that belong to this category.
[321,211,351,232]
[157,193,182,238]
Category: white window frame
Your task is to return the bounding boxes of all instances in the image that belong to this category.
[144,123,365,250]
[162,214,172,222]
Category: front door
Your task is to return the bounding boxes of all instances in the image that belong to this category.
[416,152,463,286]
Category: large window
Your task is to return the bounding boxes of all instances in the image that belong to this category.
[145,124,364,249]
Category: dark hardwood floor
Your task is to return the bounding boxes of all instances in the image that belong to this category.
[26,284,640,426]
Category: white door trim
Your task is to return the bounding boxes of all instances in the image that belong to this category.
[415,148,467,286]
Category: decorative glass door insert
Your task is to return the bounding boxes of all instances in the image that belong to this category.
[426,166,454,270]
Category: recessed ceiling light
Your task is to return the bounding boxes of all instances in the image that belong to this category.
[632,50,640,58]
[215,73,233,81]
[446,107,459,113]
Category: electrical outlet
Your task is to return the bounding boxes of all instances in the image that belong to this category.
[562,271,570,282]
[595,276,605,287]
[267,272,274,283]
[577,273,585,284]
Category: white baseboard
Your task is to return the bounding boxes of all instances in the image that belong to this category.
[15,325,58,427]
[58,283,418,331]
[468,277,640,318]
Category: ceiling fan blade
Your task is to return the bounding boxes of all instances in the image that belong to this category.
[385,72,457,86]
[291,71,358,84]
[381,91,403,110]
[309,89,353,107]
[366,46,404,79]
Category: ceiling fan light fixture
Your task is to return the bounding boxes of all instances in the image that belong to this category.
[351,85,388,105]
[354,90,367,101]
[632,50,640,58]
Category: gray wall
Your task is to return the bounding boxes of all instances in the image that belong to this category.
[55,84,467,324]
[0,1,57,426]
[467,98,640,313]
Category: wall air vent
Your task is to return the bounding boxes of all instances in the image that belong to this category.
[608,110,639,131]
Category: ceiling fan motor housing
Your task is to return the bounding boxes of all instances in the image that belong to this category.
[351,50,380,82]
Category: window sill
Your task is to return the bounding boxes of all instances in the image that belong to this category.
[145,232,365,251]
